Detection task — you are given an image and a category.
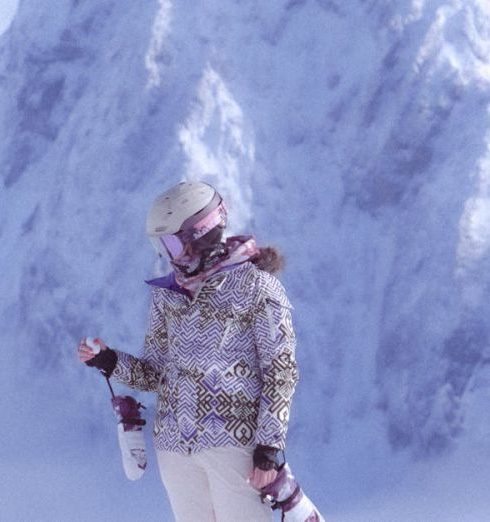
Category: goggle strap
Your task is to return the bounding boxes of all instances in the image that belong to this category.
[180,192,223,231]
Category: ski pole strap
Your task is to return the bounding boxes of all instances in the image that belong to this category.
[105,376,116,399]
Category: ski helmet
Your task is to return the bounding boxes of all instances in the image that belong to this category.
[147,181,227,274]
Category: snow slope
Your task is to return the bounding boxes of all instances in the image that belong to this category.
[2,0,490,520]
[0,0,18,35]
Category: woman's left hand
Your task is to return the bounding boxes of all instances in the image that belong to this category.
[248,467,278,489]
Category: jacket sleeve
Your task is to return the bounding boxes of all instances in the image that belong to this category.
[252,272,299,449]
[111,288,167,392]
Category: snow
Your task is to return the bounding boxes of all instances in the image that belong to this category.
[0,0,18,35]
[2,0,490,520]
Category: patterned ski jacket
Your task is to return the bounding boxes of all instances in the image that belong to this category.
[112,261,299,454]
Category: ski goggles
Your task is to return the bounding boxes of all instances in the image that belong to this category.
[150,199,227,259]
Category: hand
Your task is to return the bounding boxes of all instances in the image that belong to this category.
[248,467,278,490]
[77,337,107,363]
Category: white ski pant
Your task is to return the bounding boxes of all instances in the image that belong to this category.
[156,446,273,522]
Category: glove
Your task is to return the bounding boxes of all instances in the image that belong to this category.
[253,444,282,471]
[85,347,118,377]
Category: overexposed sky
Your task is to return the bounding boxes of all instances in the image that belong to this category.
[0,0,18,35]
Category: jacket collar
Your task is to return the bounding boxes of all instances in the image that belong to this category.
[145,263,241,298]
[145,272,189,296]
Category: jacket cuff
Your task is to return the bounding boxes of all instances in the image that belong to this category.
[85,347,118,377]
[253,444,283,471]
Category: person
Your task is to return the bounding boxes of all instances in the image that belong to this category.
[78,180,299,522]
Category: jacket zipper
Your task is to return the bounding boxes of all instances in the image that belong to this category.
[218,317,233,350]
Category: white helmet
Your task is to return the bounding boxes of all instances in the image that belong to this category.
[146,181,220,236]
[147,181,227,275]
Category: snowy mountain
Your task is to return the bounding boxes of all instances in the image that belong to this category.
[2,0,490,520]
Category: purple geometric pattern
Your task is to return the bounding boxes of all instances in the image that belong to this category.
[112,262,298,454]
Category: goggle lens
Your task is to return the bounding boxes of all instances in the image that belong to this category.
[150,201,227,260]
[150,235,185,258]
[162,235,184,258]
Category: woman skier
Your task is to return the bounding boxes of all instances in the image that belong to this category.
[78,181,299,521]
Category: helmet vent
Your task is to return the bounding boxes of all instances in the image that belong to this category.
[147,181,219,238]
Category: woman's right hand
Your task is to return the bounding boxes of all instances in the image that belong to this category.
[77,337,107,363]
